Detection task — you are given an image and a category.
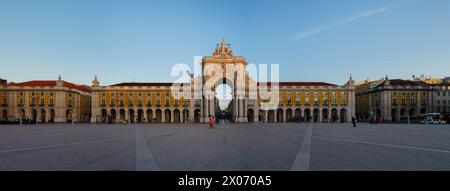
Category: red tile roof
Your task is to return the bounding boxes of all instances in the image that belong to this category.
[110,82,189,86]
[257,82,337,86]
[8,80,90,92]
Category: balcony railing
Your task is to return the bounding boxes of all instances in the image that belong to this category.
[17,104,24,107]
[1,104,8,107]
[146,103,152,107]
[30,104,36,107]
[100,104,106,107]
[39,104,45,107]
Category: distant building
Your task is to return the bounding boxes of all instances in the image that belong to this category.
[356,76,434,122]
[419,77,450,115]
[90,40,356,123]
[2,40,358,123]
[0,75,91,123]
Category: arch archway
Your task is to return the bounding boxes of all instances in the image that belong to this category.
[247,108,254,123]
[137,109,144,123]
[409,108,417,121]
[391,108,399,122]
[31,109,37,123]
[2,110,7,121]
[400,108,407,121]
[286,108,293,122]
[182,109,189,122]
[313,108,319,122]
[258,110,265,122]
[340,108,347,123]
[129,109,135,123]
[110,109,117,123]
[66,109,72,123]
[268,110,275,122]
[164,109,171,123]
[322,108,329,122]
[19,109,26,120]
[40,109,46,123]
[201,39,253,123]
[119,109,126,122]
[147,109,153,122]
[174,109,181,123]
[101,109,108,123]
[50,109,55,123]
[294,108,302,117]
[277,109,284,122]
[213,78,236,122]
[304,108,311,122]
[194,109,201,123]
[331,108,338,122]
[155,109,162,122]
[375,109,381,120]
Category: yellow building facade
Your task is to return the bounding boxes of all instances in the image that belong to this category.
[90,40,356,123]
[256,81,355,123]
[355,76,434,122]
[2,40,358,124]
[90,81,192,123]
[0,76,91,123]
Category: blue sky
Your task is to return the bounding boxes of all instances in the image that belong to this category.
[1,0,449,85]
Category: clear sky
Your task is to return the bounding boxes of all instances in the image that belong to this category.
[1,0,449,85]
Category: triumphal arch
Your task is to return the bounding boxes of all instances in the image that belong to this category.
[192,39,259,123]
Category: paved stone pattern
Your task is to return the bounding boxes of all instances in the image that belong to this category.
[0,122,450,170]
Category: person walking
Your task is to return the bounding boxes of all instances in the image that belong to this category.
[208,116,214,129]
[352,117,357,127]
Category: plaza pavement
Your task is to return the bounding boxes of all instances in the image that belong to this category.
[0,122,450,171]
